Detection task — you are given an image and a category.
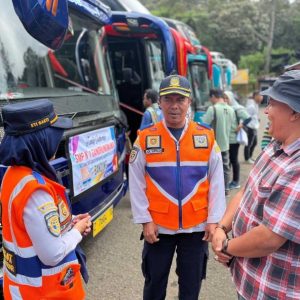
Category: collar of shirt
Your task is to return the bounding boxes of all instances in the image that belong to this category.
[273,138,300,157]
[162,117,190,141]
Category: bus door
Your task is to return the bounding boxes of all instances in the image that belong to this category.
[188,59,210,122]
[105,12,176,143]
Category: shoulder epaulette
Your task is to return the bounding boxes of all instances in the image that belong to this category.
[196,122,212,130]
[140,122,160,132]
[140,123,154,131]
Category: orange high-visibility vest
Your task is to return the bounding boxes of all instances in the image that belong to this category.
[139,121,214,230]
[1,166,85,300]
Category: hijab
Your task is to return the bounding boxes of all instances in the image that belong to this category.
[0,127,64,181]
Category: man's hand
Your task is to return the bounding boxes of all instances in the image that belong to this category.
[143,222,159,244]
[203,223,217,242]
[212,227,232,265]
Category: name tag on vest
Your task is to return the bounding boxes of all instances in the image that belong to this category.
[145,148,163,154]
[3,245,17,276]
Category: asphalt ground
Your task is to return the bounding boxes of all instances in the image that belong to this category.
[82,108,268,300]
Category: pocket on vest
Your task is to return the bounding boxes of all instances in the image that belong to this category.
[190,200,207,211]
[42,263,84,299]
[149,201,169,213]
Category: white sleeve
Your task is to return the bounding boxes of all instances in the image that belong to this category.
[207,141,226,223]
[129,145,152,224]
[23,190,82,266]
[246,103,256,117]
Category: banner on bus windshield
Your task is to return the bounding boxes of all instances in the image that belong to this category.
[68,126,118,196]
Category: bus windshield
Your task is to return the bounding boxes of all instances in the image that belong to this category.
[0,1,112,101]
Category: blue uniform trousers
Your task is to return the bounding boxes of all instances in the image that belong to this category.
[142,232,208,300]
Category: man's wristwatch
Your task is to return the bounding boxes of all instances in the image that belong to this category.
[216,224,228,238]
[221,238,231,256]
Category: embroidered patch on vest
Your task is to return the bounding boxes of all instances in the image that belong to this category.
[38,201,57,215]
[60,266,75,286]
[145,135,163,154]
[45,211,61,237]
[3,245,17,276]
[146,135,161,148]
[58,199,71,226]
[129,147,139,163]
[193,135,208,148]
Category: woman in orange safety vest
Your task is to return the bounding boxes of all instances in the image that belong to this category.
[0,99,91,300]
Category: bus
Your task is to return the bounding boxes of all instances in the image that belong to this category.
[0,2,130,287]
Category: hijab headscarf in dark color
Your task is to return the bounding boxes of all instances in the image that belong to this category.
[0,127,64,182]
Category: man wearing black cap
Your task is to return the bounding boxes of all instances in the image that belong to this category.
[0,99,91,299]
[129,75,226,300]
[212,70,300,299]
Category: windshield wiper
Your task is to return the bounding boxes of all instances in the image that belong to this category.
[59,111,102,119]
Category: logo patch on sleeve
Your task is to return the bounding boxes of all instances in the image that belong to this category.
[129,147,139,163]
[44,211,61,237]
[193,135,208,148]
[38,201,57,215]
[214,143,221,153]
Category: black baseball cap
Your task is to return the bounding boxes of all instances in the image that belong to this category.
[159,75,191,98]
[1,99,73,135]
[261,70,300,112]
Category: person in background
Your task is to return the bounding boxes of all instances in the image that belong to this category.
[224,91,251,190]
[212,70,300,300]
[129,75,226,300]
[202,89,235,195]
[244,91,263,164]
[261,122,273,150]
[140,88,163,130]
[260,61,300,152]
[0,99,91,300]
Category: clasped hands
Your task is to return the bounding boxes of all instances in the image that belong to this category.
[72,213,92,236]
[212,227,233,267]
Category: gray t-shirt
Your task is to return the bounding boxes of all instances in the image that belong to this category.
[202,102,235,152]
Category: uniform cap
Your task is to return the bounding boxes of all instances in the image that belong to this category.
[159,75,191,98]
[1,99,73,135]
[260,70,300,112]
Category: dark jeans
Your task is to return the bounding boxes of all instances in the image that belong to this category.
[244,127,257,161]
[221,150,230,190]
[229,143,240,183]
[142,232,208,300]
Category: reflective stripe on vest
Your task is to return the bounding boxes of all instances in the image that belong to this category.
[147,105,159,124]
[8,175,35,252]
[9,285,22,300]
[4,175,77,287]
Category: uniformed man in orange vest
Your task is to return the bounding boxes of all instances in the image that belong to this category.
[129,75,226,300]
[0,99,91,300]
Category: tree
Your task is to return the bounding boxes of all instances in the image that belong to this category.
[140,0,300,75]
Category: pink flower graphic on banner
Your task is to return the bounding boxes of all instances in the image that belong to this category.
[70,136,79,154]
